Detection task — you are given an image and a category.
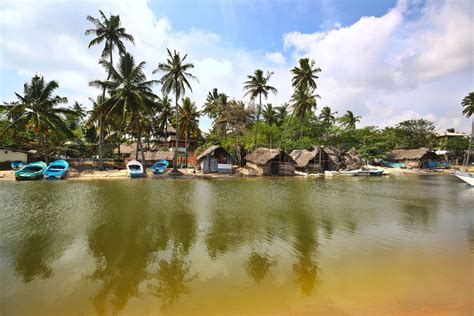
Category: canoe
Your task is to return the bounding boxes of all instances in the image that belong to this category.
[455,171,474,186]
[44,159,69,179]
[126,160,144,178]
[380,160,405,168]
[345,168,385,176]
[151,160,169,174]
[15,161,47,180]
[11,161,27,170]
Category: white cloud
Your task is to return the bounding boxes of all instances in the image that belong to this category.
[283,0,473,132]
[265,52,286,65]
[0,0,472,133]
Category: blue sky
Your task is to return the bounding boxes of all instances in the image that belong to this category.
[0,0,472,132]
[149,0,396,50]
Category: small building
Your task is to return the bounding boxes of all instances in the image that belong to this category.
[290,149,323,173]
[196,145,233,174]
[0,147,29,170]
[0,147,28,162]
[166,126,199,153]
[388,148,439,169]
[245,147,295,176]
[306,145,343,171]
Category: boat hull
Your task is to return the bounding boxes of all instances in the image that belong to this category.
[455,171,474,186]
[126,160,145,178]
[44,160,69,180]
[15,161,47,181]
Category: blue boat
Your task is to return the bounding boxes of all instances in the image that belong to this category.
[11,161,27,170]
[380,160,406,168]
[151,160,169,174]
[44,159,69,179]
[15,161,47,180]
[127,159,145,178]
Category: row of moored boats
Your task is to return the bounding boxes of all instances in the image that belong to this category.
[12,159,170,180]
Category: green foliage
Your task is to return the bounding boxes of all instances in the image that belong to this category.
[393,119,435,149]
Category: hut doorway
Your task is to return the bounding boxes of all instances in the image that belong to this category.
[270,161,280,175]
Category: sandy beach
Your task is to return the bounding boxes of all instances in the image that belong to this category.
[0,166,458,181]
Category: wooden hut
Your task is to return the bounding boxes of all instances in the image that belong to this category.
[342,147,364,170]
[290,149,323,173]
[196,145,232,174]
[245,148,295,176]
[304,146,343,171]
[388,148,439,169]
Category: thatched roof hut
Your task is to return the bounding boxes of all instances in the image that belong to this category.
[290,149,323,173]
[342,147,364,170]
[388,148,439,168]
[245,148,295,176]
[196,145,233,174]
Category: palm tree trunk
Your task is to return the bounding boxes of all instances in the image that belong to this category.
[136,116,146,165]
[44,134,49,164]
[172,85,179,171]
[278,111,295,149]
[466,120,473,166]
[253,94,262,150]
[185,130,189,167]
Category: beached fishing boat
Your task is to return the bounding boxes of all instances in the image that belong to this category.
[43,160,69,179]
[15,161,47,180]
[10,161,27,170]
[344,168,385,176]
[151,160,169,174]
[126,160,144,178]
[455,171,474,186]
[380,160,405,168]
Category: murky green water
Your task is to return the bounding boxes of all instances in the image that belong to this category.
[0,175,472,315]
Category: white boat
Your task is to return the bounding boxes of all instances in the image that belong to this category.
[126,160,144,178]
[455,171,474,186]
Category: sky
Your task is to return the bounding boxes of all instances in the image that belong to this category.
[0,0,473,132]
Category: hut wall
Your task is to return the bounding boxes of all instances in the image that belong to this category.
[200,156,219,174]
[246,161,294,176]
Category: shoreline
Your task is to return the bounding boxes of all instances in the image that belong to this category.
[0,167,457,182]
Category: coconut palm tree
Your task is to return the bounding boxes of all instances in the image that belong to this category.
[90,52,159,164]
[319,106,337,126]
[262,103,278,126]
[153,49,197,173]
[461,92,474,165]
[1,75,74,162]
[461,92,474,118]
[243,69,278,149]
[291,87,318,139]
[340,110,361,129]
[178,97,200,167]
[86,10,134,169]
[203,89,229,135]
[276,103,289,127]
[291,58,321,92]
[156,94,173,138]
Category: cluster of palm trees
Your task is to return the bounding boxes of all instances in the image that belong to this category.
[85,11,199,172]
[2,9,472,167]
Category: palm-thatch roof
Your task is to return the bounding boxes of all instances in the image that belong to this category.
[196,145,224,161]
[389,148,436,161]
[290,149,318,168]
[113,143,137,154]
[132,151,174,161]
[245,147,295,166]
[342,147,363,170]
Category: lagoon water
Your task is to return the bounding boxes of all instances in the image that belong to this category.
[0,175,472,315]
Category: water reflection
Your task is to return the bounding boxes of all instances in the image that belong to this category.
[9,184,71,283]
[0,176,472,315]
[244,252,276,284]
[291,207,319,296]
[147,246,194,311]
[87,183,163,315]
